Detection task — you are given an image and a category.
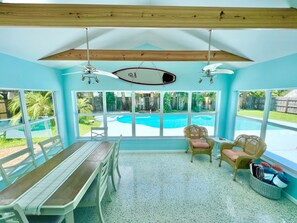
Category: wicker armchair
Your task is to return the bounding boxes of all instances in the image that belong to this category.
[184,125,215,163]
[219,134,267,181]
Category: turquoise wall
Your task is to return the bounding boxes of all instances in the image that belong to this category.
[1,51,295,202]
[227,53,297,202]
[0,53,67,145]
[62,61,232,148]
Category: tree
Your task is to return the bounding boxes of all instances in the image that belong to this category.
[77,98,93,114]
[163,92,172,113]
[9,91,53,124]
[76,97,94,124]
[106,92,116,111]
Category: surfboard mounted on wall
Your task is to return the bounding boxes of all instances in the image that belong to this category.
[112,67,176,85]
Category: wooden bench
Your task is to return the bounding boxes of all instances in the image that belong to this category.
[38,135,64,161]
[0,147,37,187]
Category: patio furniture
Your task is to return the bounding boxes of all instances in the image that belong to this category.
[91,127,108,141]
[78,143,114,223]
[110,135,122,191]
[184,125,215,163]
[0,147,36,187]
[0,204,64,223]
[38,135,64,161]
[219,134,267,181]
[0,141,114,223]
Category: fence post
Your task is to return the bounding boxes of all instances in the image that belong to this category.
[285,98,289,113]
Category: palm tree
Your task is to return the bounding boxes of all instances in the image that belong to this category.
[77,98,93,114]
[8,91,54,124]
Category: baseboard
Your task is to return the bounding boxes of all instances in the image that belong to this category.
[282,190,297,205]
[120,150,185,153]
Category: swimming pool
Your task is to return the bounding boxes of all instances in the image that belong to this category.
[117,115,215,129]
[116,115,283,130]
[0,119,50,131]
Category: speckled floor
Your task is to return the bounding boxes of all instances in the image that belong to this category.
[74,152,297,223]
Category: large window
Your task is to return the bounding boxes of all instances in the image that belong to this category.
[135,91,160,113]
[163,92,188,113]
[106,91,132,113]
[25,91,57,153]
[265,90,297,166]
[191,92,216,135]
[0,90,28,159]
[75,91,217,138]
[76,92,104,137]
[0,90,59,159]
[135,91,160,136]
[108,115,132,137]
[163,114,188,136]
[77,92,103,114]
[235,91,265,138]
[235,89,297,171]
[191,92,216,112]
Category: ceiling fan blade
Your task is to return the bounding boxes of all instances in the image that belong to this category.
[203,63,222,72]
[211,69,234,74]
[62,71,82,75]
[93,70,119,79]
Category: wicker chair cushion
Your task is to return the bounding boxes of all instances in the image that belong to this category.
[271,164,283,172]
[190,139,209,148]
[222,150,249,162]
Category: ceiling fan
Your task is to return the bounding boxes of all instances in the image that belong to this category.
[198,30,234,84]
[63,28,118,84]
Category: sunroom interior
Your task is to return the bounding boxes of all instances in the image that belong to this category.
[0,0,297,222]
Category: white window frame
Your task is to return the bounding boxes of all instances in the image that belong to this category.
[74,90,218,139]
[235,89,297,176]
[0,89,60,160]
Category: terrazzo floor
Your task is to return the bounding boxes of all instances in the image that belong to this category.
[74,152,297,223]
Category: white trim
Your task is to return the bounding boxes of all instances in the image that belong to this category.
[29,117,55,125]
[19,90,33,150]
[282,190,297,205]
[262,154,297,178]
[74,90,218,138]
[0,123,25,132]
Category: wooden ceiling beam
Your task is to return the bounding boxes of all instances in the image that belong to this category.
[40,49,251,62]
[0,4,297,29]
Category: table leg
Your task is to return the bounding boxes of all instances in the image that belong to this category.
[213,142,221,160]
[65,211,74,223]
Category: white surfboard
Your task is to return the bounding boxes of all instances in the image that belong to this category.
[113,67,176,85]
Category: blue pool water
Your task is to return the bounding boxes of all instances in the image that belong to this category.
[0,120,50,131]
[117,115,283,130]
[117,115,215,129]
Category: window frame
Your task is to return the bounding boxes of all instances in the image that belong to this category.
[0,89,60,159]
[235,89,297,176]
[74,90,218,139]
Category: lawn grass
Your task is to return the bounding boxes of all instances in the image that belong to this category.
[237,110,297,123]
[0,125,57,150]
[0,122,101,150]
[79,121,100,136]
[0,137,49,149]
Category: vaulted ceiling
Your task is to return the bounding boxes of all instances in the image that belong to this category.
[1,0,297,72]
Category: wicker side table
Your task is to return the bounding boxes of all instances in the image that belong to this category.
[249,174,282,200]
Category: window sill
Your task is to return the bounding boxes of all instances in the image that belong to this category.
[262,151,297,178]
